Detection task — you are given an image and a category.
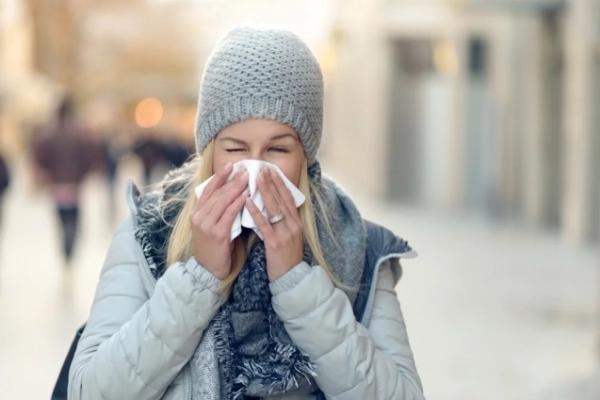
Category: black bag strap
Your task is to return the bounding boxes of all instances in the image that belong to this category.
[51,323,86,400]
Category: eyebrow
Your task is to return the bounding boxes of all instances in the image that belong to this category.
[218,133,297,144]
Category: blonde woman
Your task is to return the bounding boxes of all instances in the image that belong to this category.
[68,26,425,400]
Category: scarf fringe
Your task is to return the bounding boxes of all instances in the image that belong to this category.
[212,304,236,399]
[231,341,318,400]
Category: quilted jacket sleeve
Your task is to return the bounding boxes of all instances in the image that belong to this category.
[269,259,425,400]
[67,214,228,400]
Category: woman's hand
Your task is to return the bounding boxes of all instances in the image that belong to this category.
[191,162,249,280]
[245,167,304,282]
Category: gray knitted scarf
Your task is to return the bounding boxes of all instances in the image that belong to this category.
[133,160,367,399]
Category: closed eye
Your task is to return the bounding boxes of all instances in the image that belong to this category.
[225,148,289,153]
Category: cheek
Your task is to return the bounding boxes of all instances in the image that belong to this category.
[277,162,302,187]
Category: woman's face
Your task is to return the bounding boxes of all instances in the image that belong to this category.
[212,119,305,186]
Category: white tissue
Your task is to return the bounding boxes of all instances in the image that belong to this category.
[194,159,305,241]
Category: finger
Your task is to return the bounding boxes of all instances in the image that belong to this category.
[262,168,299,234]
[257,168,284,220]
[205,168,247,209]
[199,161,233,200]
[194,167,245,222]
[268,168,299,220]
[204,170,248,226]
[245,196,273,240]
[193,171,234,220]
[216,189,248,235]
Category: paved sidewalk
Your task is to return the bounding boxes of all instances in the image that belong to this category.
[351,186,599,400]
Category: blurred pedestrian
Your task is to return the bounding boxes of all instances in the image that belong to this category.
[162,137,193,168]
[131,131,166,186]
[31,95,98,266]
[96,130,126,224]
[0,152,10,228]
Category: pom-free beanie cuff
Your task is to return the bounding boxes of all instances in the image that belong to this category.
[195,96,319,165]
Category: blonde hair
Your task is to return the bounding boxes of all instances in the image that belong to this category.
[160,139,350,293]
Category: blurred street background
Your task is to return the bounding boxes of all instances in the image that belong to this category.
[0,0,599,399]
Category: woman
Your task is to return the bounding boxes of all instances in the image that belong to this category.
[68,26,425,400]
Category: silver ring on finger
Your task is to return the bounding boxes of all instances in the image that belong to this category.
[268,212,285,225]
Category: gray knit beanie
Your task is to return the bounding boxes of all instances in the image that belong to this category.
[194,26,324,167]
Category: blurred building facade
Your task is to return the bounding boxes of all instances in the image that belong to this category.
[1,0,335,153]
[0,0,57,155]
[325,0,600,244]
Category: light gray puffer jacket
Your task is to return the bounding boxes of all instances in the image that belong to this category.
[67,182,425,400]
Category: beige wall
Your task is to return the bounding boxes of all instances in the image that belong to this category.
[561,0,598,243]
[327,0,600,243]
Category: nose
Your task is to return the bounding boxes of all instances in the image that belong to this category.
[248,152,266,162]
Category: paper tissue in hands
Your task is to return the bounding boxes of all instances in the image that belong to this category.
[194,159,305,241]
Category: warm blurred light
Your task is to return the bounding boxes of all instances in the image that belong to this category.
[135,97,163,128]
[318,43,338,78]
[433,39,459,76]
